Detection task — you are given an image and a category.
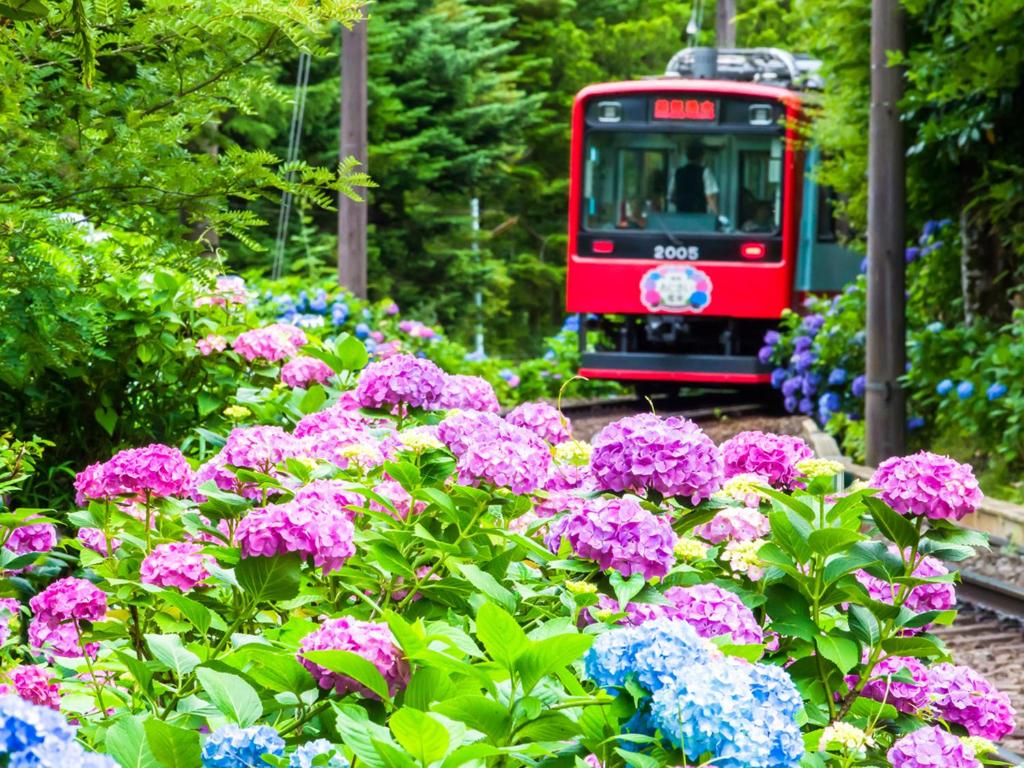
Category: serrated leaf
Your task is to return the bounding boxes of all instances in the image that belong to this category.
[453,563,516,612]
[807,528,865,558]
[847,605,881,646]
[302,650,391,701]
[107,715,161,768]
[814,635,859,674]
[475,601,528,669]
[145,634,200,678]
[865,497,918,550]
[235,553,302,602]
[389,707,450,764]
[144,718,202,768]
[433,695,510,742]
[195,667,263,726]
[514,634,593,693]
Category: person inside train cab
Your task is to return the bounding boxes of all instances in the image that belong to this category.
[673,142,719,215]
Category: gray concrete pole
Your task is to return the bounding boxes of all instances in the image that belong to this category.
[338,17,368,297]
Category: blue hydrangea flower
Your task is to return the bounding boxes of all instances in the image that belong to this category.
[791,351,816,373]
[905,246,920,263]
[354,322,371,340]
[0,695,73,756]
[201,725,285,768]
[783,395,798,413]
[859,257,868,274]
[956,381,974,399]
[561,315,580,333]
[801,314,824,334]
[987,383,1007,401]
[851,374,866,398]
[817,392,840,423]
[289,740,348,768]
[792,336,813,353]
[801,372,821,397]
[10,739,119,768]
[770,367,787,389]
[827,368,847,386]
[331,302,349,326]
[797,397,813,415]
[296,290,309,312]
[781,376,803,398]
[757,346,774,365]
[920,241,942,257]
[763,330,781,347]
[584,618,710,693]
[907,416,926,431]
[921,219,940,239]
[926,321,944,333]
[936,379,954,396]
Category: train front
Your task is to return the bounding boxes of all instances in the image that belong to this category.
[566,76,803,387]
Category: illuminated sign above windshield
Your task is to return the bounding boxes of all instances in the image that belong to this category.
[653,98,717,121]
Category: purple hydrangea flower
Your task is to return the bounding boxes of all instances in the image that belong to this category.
[888,726,979,768]
[437,411,508,457]
[236,496,356,574]
[856,551,955,625]
[437,375,500,413]
[720,431,813,489]
[5,522,57,557]
[505,402,572,444]
[545,497,676,580]
[852,374,867,398]
[850,655,930,713]
[354,354,446,411]
[298,617,408,698]
[196,426,304,499]
[928,663,1016,740]
[457,428,553,495]
[695,506,769,543]
[870,451,982,521]
[589,414,722,502]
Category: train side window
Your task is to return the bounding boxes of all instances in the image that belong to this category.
[816,184,852,242]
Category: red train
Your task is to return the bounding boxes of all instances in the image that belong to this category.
[566,48,859,388]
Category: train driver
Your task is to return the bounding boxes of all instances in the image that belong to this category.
[673,142,719,216]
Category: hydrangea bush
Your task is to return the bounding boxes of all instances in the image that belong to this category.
[0,337,1015,768]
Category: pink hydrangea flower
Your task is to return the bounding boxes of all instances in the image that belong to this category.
[437,411,508,457]
[233,323,308,363]
[928,663,1016,740]
[590,414,723,503]
[888,726,979,768]
[456,428,553,495]
[438,375,500,413]
[74,444,194,503]
[505,402,572,444]
[5,521,57,556]
[28,617,98,659]
[694,507,770,544]
[533,491,588,520]
[281,357,336,389]
[292,480,365,518]
[29,577,107,626]
[77,527,119,555]
[720,431,813,489]
[293,403,371,438]
[0,665,60,710]
[196,426,303,498]
[856,551,955,628]
[140,542,213,592]
[850,655,930,713]
[355,354,446,411]
[236,499,355,574]
[871,451,982,521]
[194,275,249,307]
[196,334,227,356]
[73,462,109,506]
[545,497,676,581]
[298,617,409,697]
[597,584,763,645]
[370,480,424,520]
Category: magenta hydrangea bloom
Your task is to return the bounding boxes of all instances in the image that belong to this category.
[506,402,572,444]
[28,617,98,659]
[196,426,303,498]
[140,542,212,592]
[457,430,553,495]
[281,357,336,389]
[694,507,770,544]
[293,403,372,438]
[77,528,119,555]
[590,414,723,502]
[850,655,930,713]
[292,480,365,517]
[196,333,227,356]
[533,491,588,520]
[236,499,355,574]
[544,462,595,493]
[0,665,60,710]
[720,431,813,489]
[194,275,249,307]
[888,726,979,768]
[232,323,308,363]
[298,617,409,698]
[438,375,500,413]
[600,584,763,645]
[29,577,108,626]
[74,443,194,503]
[928,663,1016,740]
[545,497,676,580]
[370,480,424,520]
[856,551,955,626]
[437,411,508,457]
[871,451,982,521]
[5,521,57,555]
[355,354,446,411]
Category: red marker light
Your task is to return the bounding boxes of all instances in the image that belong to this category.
[740,242,767,260]
[652,98,716,121]
[593,240,615,254]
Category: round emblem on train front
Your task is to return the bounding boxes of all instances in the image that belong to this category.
[640,265,713,313]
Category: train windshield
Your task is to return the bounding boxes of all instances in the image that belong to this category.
[582,131,784,235]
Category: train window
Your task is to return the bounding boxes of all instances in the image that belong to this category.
[582,131,783,234]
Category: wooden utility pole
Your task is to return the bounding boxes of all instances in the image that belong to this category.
[338,16,368,297]
[716,0,737,47]
[865,0,906,464]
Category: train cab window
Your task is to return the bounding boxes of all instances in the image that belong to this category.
[582,132,783,234]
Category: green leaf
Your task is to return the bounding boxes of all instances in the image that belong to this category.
[302,650,391,701]
[769,507,813,563]
[881,635,944,658]
[389,707,450,764]
[807,528,865,558]
[144,718,202,768]
[847,605,881,646]
[335,334,370,370]
[107,715,161,768]
[0,0,48,22]
[196,392,221,418]
[195,668,263,727]
[514,711,580,741]
[865,496,918,551]
[453,563,516,613]
[145,634,200,678]
[433,695,510,743]
[475,601,529,669]
[334,703,394,768]
[235,553,302,602]
[383,461,421,490]
[814,635,859,674]
[159,591,214,634]
[514,634,593,693]
[299,384,328,413]
[608,571,646,607]
[95,406,118,437]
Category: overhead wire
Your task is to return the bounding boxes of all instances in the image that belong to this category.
[271,50,312,280]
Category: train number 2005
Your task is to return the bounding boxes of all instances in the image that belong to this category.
[653,245,699,260]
